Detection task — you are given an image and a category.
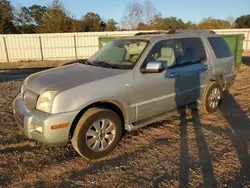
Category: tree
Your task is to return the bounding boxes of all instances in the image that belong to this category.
[82,12,102,31]
[198,17,230,29]
[137,22,151,30]
[38,0,81,33]
[0,0,15,34]
[226,15,235,27]
[235,15,250,28]
[147,15,186,30]
[121,1,144,29]
[14,6,35,33]
[105,19,118,31]
[29,4,48,26]
[121,0,160,30]
[144,0,159,23]
[70,18,84,32]
[185,21,198,29]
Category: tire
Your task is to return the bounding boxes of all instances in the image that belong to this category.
[71,107,123,159]
[199,82,223,114]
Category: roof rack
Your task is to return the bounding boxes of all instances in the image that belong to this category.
[134,29,216,36]
[134,31,168,36]
[167,29,216,34]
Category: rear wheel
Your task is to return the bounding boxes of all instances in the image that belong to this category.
[199,82,222,114]
[71,108,123,159]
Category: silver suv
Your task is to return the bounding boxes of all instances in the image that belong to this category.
[13,30,236,159]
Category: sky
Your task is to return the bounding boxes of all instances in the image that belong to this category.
[11,0,250,23]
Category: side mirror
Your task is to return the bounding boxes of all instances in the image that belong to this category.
[141,61,164,73]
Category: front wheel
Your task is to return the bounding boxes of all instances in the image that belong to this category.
[71,108,123,159]
[199,82,223,114]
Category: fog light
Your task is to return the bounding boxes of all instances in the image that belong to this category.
[34,124,43,134]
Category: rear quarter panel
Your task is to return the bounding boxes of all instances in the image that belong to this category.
[204,36,234,77]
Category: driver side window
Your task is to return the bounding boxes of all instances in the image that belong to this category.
[144,39,176,68]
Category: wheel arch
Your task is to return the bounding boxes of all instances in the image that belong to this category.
[69,100,127,138]
[210,74,225,88]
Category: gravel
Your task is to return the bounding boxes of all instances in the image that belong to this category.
[0,63,250,187]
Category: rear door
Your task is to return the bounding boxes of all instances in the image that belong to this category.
[134,39,178,121]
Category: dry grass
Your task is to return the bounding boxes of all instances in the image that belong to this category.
[0,63,250,187]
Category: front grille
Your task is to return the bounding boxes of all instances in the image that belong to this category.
[23,89,38,109]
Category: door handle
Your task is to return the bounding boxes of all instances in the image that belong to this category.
[169,72,179,78]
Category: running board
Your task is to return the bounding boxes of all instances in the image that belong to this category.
[125,103,198,131]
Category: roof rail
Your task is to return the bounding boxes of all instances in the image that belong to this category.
[168,29,216,34]
[135,31,168,36]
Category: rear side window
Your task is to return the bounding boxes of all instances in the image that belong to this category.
[178,38,207,64]
[208,37,232,59]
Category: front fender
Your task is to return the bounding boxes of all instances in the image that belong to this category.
[51,72,135,123]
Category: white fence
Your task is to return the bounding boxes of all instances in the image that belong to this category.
[0,29,249,63]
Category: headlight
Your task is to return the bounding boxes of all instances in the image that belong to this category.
[36,91,58,113]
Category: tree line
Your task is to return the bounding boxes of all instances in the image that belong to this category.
[0,0,249,34]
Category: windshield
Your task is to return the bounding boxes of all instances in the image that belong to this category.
[88,39,148,70]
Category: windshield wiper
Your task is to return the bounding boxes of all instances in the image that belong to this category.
[92,61,117,69]
[78,59,92,65]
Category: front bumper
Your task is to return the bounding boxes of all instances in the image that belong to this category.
[13,94,80,146]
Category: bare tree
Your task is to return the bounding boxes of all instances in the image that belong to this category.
[121,1,144,29]
[226,16,235,27]
[144,0,159,24]
[14,5,32,33]
[121,0,159,30]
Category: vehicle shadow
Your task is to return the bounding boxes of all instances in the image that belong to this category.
[59,65,218,187]
[58,105,218,187]
[59,137,173,187]
[0,145,40,154]
[242,56,250,66]
[55,90,250,187]
[174,60,218,187]
[219,91,250,186]
[154,106,218,188]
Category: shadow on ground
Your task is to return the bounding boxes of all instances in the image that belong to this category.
[57,91,250,187]
[242,56,250,66]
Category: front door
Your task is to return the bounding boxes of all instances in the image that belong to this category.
[134,39,178,121]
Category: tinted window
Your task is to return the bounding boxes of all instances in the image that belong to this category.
[178,38,207,65]
[144,40,176,68]
[208,37,232,59]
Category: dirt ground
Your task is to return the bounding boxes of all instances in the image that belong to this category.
[0,60,69,70]
[0,58,250,187]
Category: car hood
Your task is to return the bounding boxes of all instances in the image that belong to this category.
[25,63,127,94]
